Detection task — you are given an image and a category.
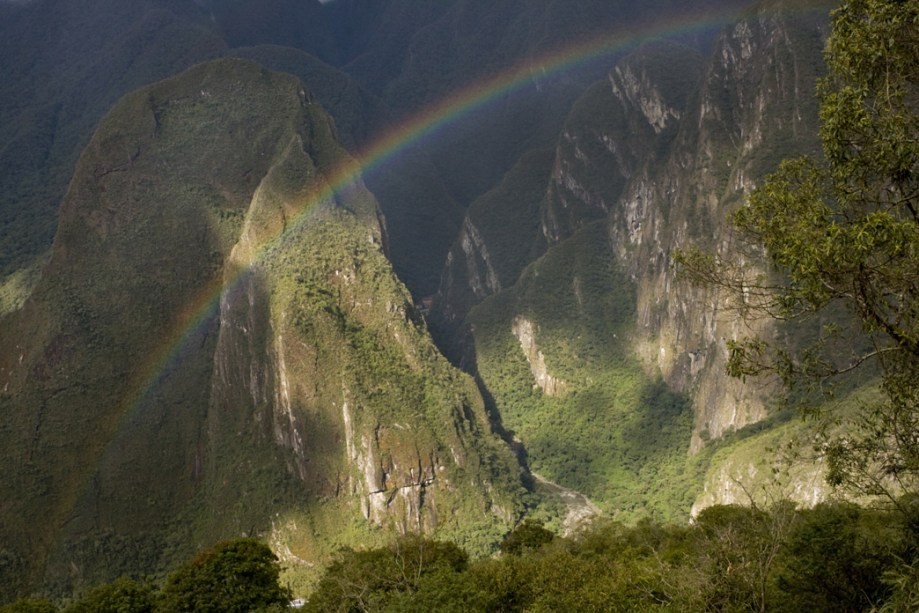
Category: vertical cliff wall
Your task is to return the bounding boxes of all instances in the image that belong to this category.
[595,5,828,448]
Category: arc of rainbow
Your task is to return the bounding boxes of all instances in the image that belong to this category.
[124,2,823,422]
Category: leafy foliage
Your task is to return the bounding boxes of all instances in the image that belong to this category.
[498,520,555,556]
[158,539,290,613]
[772,503,903,612]
[299,502,918,611]
[471,222,702,521]
[63,577,156,613]
[679,0,919,499]
[304,535,469,613]
[6,503,919,611]
[0,599,57,613]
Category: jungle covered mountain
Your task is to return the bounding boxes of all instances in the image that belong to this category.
[0,55,527,597]
[4,0,909,604]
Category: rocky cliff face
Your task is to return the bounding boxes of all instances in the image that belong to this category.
[0,58,520,598]
[434,1,831,516]
[0,0,842,599]
[599,4,828,449]
[540,40,703,248]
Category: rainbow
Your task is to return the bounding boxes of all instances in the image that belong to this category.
[124,2,826,429]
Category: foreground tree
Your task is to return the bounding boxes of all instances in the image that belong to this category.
[498,520,556,556]
[157,539,289,613]
[0,599,57,613]
[772,503,903,612]
[680,0,918,497]
[64,577,155,613]
[305,535,469,612]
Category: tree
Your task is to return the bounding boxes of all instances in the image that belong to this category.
[772,502,902,612]
[498,520,555,556]
[688,504,795,612]
[157,538,289,613]
[305,535,469,612]
[0,599,57,613]
[679,0,919,499]
[64,577,156,613]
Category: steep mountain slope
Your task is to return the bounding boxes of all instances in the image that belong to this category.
[432,39,705,346]
[437,1,833,519]
[228,45,390,151]
[603,2,829,449]
[337,0,756,295]
[0,0,757,302]
[0,0,226,280]
[189,0,757,297]
[0,59,522,598]
[431,148,555,355]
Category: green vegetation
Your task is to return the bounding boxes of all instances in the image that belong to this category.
[2,539,287,613]
[62,577,156,613]
[470,222,703,522]
[305,535,470,612]
[300,503,919,611]
[5,0,912,608]
[251,201,525,566]
[0,0,226,279]
[679,0,919,502]
[498,520,556,556]
[158,539,290,613]
[0,57,312,598]
[0,57,523,601]
[9,505,914,611]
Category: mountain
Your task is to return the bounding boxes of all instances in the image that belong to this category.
[0,58,522,597]
[434,0,833,519]
[0,0,227,281]
[0,0,850,602]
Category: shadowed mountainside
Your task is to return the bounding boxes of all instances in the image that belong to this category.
[0,58,522,597]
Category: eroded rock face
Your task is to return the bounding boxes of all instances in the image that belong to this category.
[514,8,827,453]
[459,218,503,300]
[603,7,827,450]
[511,317,567,397]
[196,62,522,545]
[436,7,828,468]
[609,62,683,134]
